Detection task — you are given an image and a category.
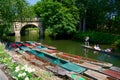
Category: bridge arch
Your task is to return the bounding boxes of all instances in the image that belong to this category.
[20,24,39,36]
[13,18,42,37]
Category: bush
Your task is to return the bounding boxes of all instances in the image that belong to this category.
[73,31,120,44]
[0,43,41,80]
[114,40,120,48]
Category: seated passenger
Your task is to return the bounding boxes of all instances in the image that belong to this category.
[94,44,101,51]
[104,48,112,52]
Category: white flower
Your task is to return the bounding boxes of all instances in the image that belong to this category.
[18,72,26,77]
[18,73,22,77]
[24,77,29,80]
[22,72,26,76]
[24,65,28,71]
[15,66,20,72]
[21,66,25,70]
[31,68,35,72]
[27,67,35,73]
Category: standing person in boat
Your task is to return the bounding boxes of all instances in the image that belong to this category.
[85,36,90,46]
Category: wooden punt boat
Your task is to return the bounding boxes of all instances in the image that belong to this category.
[35,42,57,50]
[22,42,34,48]
[26,41,57,50]
[45,65,69,76]
[25,41,38,47]
[43,45,57,50]
[84,70,111,80]
[30,49,97,71]
[77,62,102,71]
[110,66,120,73]
[82,45,112,53]
[16,49,86,79]
[102,69,120,79]
[11,41,56,53]
[82,45,120,57]
[16,49,55,68]
[36,46,57,53]
[19,46,31,51]
[27,50,86,73]
[66,73,92,80]
[55,52,103,71]
[56,52,113,68]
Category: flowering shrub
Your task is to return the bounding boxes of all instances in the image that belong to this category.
[11,65,37,80]
[0,44,41,80]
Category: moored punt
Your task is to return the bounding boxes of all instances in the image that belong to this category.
[28,50,99,72]
[16,49,35,60]
[23,42,34,48]
[60,62,86,73]
[102,69,120,79]
[77,62,102,71]
[56,52,112,68]
[84,70,109,80]
[36,45,57,53]
[56,53,102,71]
[16,49,57,70]
[35,41,57,50]
[80,56,113,67]
[7,42,18,50]
[26,50,86,73]
[25,41,38,47]
[15,42,23,47]
[43,44,57,50]
[45,65,69,76]
[19,46,31,51]
[110,66,120,73]
[66,73,92,80]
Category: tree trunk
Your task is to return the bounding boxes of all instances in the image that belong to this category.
[39,25,45,40]
[83,17,86,32]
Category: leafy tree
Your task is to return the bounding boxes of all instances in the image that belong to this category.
[111,0,120,33]
[34,0,79,38]
[0,0,34,36]
[34,0,120,36]
[75,0,116,33]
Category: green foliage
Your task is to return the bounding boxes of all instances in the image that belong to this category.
[73,31,120,44]
[114,40,120,49]
[0,0,35,36]
[33,0,79,38]
[26,28,38,31]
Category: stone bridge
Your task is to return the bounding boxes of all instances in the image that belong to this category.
[13,18,42,37]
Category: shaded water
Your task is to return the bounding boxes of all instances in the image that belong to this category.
[7,31,120,67]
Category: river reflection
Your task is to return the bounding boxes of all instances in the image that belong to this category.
[7,32,120,67]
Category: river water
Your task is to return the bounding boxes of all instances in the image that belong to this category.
[7,31,120,67]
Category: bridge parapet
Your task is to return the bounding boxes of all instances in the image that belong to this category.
[13,18,41,37]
